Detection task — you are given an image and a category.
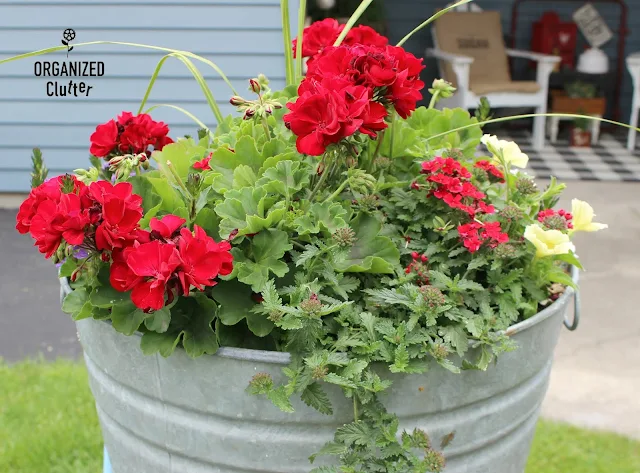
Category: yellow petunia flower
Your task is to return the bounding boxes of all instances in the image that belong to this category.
[524,224,576,258]
[481,134,529,169]
[571,199,608,232]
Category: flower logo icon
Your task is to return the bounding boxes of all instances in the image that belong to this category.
[62,29,75,57]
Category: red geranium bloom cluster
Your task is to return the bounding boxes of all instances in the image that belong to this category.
[474,160,505,182]
[284,40,424,155]
[284,77,388,155]
[457,221,509,253]
[538,208,574,231]
[110,215,233,311]
[292,18,388,63]
[420,157,495,217]
[15,176,143,258]
[90,111,173,158]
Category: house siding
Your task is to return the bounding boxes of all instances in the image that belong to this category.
[0,0,298,191]
[384,0,637,123]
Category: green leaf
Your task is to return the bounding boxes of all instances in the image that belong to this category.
[110,300,148,336]
[554,252,584,270]
[439,325,468,356]
[140,330,183,357]
[147,176,185,212]
[211,279,275,337]
[144,307,171,333]
[323,372,357,389]
[58,258,79,278]
[154,139,207,179]
[547,268,578,289]
[258,160,310,200]
[334,421,372,446]
[89,285,129,308]
[456,279,485,292]
[293,202,348,236]
[336,213,400,274]
[301,382,333,415]
[215,186,285,238]
[129,175,162,215]
[233,165,258,189]
[309,442,347,464]
[209,136,264,176]
[267,385,295,413]
[193,207,221,240]
[233,229,293,292]
[390,345,409,373]
[61,288,89,317]
[180,293,219,358]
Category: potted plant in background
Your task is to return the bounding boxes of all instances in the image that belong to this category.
[8,1,609,472]
[570,114,592,147]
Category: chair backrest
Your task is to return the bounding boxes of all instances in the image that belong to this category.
[445,1,483,12]
[433,11,511,89]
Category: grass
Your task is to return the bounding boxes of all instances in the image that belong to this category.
[1,360,639,473]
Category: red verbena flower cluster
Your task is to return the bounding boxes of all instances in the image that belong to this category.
[420,157,495,217]
[404,251,429,285]
[538,208,573,231]
[292,18,388,63]
[90,111,173,158]
[110,215,233,311]
[457,221,509,253]
[474,160,505,182]
[283,22,424,156]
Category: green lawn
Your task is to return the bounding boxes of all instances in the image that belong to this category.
[1,360,639,473]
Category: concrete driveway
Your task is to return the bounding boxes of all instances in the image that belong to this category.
[1,181,639,439]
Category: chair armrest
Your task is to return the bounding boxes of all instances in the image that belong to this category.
[506,49,561,64]
[426,48,474,65]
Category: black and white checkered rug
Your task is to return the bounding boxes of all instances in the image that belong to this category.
[487,130,640,182]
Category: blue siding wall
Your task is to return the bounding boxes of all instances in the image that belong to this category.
[0,0,299,192]
[384,0,637,122]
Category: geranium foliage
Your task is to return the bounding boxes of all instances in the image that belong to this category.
[14,19,608,473]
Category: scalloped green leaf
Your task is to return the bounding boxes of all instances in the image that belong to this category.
[232,229,293,292]
[154,138,207,179]
[293,202,348,236]
[258,160,310,200]
[336,213,400,274]
[215,186,285,239]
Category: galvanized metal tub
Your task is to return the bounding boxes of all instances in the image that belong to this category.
[63,271,578,473]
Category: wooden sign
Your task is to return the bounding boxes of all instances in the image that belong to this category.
[572,3,613,48]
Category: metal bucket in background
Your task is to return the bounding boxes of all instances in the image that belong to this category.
[62,270,579,473]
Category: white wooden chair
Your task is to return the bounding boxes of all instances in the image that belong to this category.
[425,3,560,150]
[626,52,640,151]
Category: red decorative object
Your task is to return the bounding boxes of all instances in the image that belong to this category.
[530,12,578,70]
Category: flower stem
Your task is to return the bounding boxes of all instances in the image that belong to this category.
[166,160,191,196]
[261,117,271,139]
[326,179,350,202]
[353,396,359,422]
[428,90,440,109]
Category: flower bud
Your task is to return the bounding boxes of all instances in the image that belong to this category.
[430,78,456,98]
[249,78,261,94]
[243,108,255,120]
[230,95,247,106]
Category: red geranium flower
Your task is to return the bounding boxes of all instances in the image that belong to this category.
[89,112,173,158]
[125,240,182,311]
[283,84,346,155]
[193,153,212,171]
[90,181,143,251]
[149,214,186,241]
[89,120,119,158]
[176,225,234,295]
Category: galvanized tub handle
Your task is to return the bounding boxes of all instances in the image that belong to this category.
[563,289,580,331]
